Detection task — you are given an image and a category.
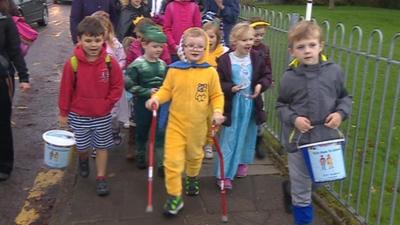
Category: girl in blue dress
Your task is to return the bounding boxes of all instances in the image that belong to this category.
[215,22,272,189]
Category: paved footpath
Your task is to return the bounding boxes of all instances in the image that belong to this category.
[49,130,329,225]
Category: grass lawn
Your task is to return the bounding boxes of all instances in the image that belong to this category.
[243,4,400,225]
[253,4,400,60]
[254,4,400,39]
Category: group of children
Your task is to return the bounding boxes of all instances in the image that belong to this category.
[58,1,352,224]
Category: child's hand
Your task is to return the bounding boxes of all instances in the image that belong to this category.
[324,112,342,129]
[59,116,68,128]
[251,84,262,98]
[20,82,31,92]
[145,98,159,110]
[214,0,224,9]
[150,88,159,95]
[231,85,243,93]
[294,116,314,133]
[212,112,225,125]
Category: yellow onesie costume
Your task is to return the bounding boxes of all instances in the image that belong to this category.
[154,60,224,197]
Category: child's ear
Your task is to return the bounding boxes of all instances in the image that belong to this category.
[320,41,325,52]
[288,47,294,57]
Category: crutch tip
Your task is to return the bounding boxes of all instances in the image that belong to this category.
[221,215,228,222]
[146,206,153,213]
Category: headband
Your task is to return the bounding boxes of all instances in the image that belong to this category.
[250,21,271,28]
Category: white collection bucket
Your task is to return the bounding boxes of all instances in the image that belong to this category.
[299,139,346,183]
[42,130,75,168]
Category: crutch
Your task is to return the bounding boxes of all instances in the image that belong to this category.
[146,104,158,212]
[211,124,228,222]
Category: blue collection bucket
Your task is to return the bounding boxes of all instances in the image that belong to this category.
[42,130,75,168]
[299,139,346,183]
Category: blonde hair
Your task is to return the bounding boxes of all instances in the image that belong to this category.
[120,0,129,7]
[120,0,142,7]
[122,36,135,54]
[182,27,208,46]
[288,20,323,48]
[92,11,116,48]
[229,22,255,46]
[203,22,222,50]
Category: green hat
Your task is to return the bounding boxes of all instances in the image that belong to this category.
[142,25,167,43]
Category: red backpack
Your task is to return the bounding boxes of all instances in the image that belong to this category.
[12,16,39,56]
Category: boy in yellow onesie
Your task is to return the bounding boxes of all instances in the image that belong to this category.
[145,27,225,216]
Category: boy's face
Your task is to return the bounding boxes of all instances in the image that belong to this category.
[142,41,164,61]
[205,29,217,51]
[131,0,142,7]
[290,37,323,65]
[254,27,267,47]
[78,34,105,58]
[183,36,206,63]
[233,31,254,56]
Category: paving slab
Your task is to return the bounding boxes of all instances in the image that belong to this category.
[49,130,329,225]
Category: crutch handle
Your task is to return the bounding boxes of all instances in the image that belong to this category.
[151,103,158,115]
[211,122,218,137]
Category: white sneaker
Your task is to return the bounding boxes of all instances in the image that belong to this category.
[204,144,213,159]
[123,122,130,129]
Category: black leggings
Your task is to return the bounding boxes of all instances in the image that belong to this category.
[0,77,14,174]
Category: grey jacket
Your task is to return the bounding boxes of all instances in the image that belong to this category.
[276,56,352,152]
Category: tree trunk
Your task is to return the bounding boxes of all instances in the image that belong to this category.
[329,0,335,9]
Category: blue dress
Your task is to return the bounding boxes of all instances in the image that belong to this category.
[215,53,258,180]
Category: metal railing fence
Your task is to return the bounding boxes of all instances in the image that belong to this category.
[240,5,400,225]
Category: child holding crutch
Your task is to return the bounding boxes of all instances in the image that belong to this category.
[125,25,168,175]
[215,22,272,190]
[145,27,225,216]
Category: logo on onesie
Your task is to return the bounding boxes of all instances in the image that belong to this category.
[195,83,208,102]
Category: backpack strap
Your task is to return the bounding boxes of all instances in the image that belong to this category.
[70,55,78,89]
[70,55,78,73]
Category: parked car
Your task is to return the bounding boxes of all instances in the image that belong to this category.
[53,0,72,4]
[13,0,49,26]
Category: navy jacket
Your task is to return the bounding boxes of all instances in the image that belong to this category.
[116,4,150,41]
[70,0,118,44]
[204,0,240,44]
[0,14,29,82]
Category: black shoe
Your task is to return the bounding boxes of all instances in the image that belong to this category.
[96,179,110,196]
[255,135,266,159]
[113,133,122,145]
[282,180,292,214]
[158,166,165,178]
[0,172,10,182]
[163,196,184,216]
[136,157,147,170]
[79,158,90,178]
[185,176,200,196]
